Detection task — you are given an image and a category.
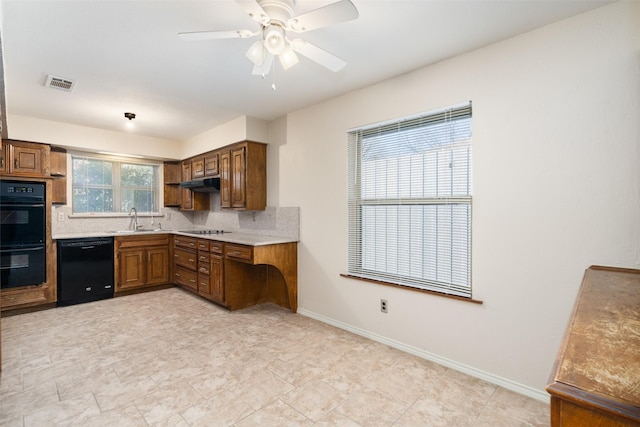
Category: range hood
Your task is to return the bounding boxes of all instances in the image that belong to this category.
[179,177,220,192]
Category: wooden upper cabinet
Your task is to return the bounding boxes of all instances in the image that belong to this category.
[192,157,205,179]
[220,151,231,208]
[230,146,246,209]
[205,152,219,176]
[180,159,209,211]
[2,140,50,177]
[181,161,193,210]
[219,141,266,211]
[164,161,181,184]
[163,162,181,207]
[50,147,67,205]
[0,140,7,173]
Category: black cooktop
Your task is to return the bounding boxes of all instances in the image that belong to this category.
[178,229,231,235]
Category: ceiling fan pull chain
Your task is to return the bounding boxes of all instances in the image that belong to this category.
[272,62,277,91]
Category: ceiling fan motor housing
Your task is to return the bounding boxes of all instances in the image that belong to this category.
[257,0,295,25]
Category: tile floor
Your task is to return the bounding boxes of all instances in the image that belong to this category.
[1,288,549,426]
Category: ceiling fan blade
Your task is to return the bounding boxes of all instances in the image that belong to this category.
[178,29,257,41]
[235,0,270,25]
[287,0,358,33]
[290,39,346,72]
[252,53,274,76]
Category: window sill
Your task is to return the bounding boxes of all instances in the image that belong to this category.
[68,213,163,219]
[340,274,483,305]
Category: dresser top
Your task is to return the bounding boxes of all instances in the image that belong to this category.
[552,266,640,408]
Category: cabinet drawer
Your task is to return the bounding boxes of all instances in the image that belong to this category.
[197,240,210,251]
[174,266,198,290]
[198,253,210,263]
[198,274,210,293]
[210,241,224,254]
[225,244,253,263]
[198,261,210,275]
[116,234,169,249]
[174,236,197,249]
[174,247,197,270]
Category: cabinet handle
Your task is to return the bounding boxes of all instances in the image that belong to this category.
[174,254,179,258]
[175,273,181,277]
[190,279,196,283]
[0,157,3,169]
[14,158,18,169]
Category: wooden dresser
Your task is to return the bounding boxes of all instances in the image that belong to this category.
[546,266,640,426]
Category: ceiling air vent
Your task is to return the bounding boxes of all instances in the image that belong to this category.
[45,75,76,92]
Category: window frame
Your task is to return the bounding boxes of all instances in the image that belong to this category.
[346,103,477,301]
[70,152,162,215]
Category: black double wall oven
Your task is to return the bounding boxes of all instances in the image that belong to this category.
[0,180,47,289]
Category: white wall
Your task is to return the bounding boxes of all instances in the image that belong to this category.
[277,1,640,398]
[7,114,181,159]
[180,115,268,159]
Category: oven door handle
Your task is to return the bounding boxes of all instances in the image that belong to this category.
[0,203,45,208]
[0,246,45,253]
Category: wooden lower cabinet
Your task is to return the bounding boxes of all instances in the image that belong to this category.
[197,240,224,303]
[173,236,224,303]
[172,235,297,312]
[115,234,170,292]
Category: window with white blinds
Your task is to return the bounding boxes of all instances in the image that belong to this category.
[347,103,472,298]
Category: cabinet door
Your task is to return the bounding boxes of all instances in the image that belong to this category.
[118,248,146,290]
[210,253,224,303]
[146,247,169,285]
[192,157,205,178]
[205,153,219,176]
[181,161,193,210]
[0,141,7,174]
[231,146,246,208]
[9,143,49,176]
[220,151,231,208]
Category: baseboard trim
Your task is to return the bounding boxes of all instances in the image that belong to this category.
[298,308,549,403]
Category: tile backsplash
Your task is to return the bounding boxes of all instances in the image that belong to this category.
[52,204,299,240]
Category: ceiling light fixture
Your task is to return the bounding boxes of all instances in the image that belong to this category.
[124,112,136,129]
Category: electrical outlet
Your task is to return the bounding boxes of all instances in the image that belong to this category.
[380,299,388,313]
[57,212,65,222]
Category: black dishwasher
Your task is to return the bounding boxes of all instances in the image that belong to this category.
[57,237,114,306]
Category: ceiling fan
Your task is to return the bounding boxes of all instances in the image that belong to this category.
[179,0,359,75]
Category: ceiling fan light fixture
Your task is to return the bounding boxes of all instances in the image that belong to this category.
[246,40,266,66]
[264,25,286,55]
[279,44,299,70]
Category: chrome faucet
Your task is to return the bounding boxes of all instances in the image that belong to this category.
[129,207,139,230]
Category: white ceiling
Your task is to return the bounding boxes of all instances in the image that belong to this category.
[1,0,612,141]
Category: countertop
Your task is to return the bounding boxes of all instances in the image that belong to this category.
[52,230,299,247]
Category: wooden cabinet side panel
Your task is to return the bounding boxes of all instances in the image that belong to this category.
[245,142,267,210]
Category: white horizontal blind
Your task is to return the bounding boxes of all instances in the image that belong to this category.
[348,103,472,298]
